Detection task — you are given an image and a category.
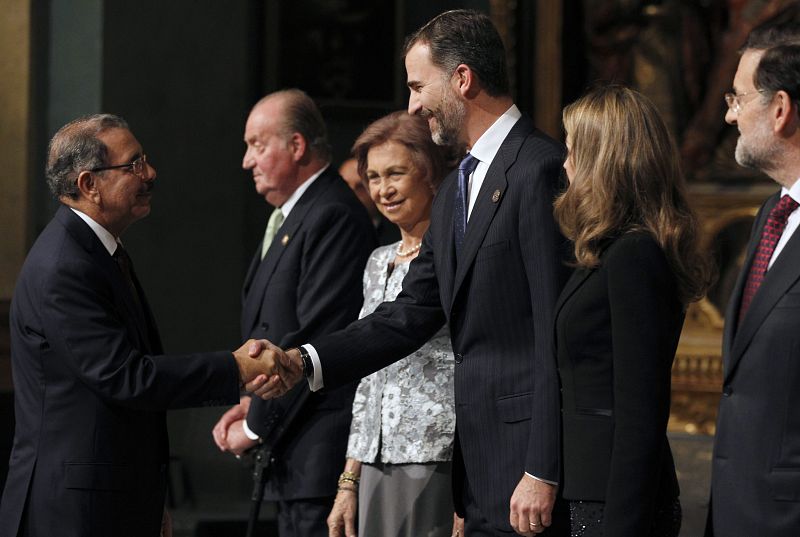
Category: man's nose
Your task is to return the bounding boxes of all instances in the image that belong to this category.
[242,149,254,169]
[144,161,157,180]
[408,93,421,116]
[725,107,737,126]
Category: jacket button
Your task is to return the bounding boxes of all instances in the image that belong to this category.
[722,385,733,397]
[454,353,463,364]
[260,322,269,330]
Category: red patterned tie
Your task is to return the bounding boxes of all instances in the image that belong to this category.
[738,194,799,324]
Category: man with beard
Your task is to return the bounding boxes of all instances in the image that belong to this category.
[0,114,276,537]
[250,10,571,537]
[706,22,800,537]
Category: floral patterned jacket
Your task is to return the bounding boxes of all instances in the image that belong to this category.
[346,242,456,464]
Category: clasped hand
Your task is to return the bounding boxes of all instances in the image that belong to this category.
[215,340,305,457]
[232,339,303,399]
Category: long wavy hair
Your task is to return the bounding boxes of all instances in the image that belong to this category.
[554,85,710,303]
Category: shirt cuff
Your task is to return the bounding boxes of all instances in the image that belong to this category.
[242,419,260,441]
[303,344,323,392]
[526,472,558,486]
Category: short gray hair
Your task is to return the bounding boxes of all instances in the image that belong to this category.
[46,114,129,199]
[256,89,331,161]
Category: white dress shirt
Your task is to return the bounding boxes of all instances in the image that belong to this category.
[70,208,120,255]
[465,104,522,219]
[768,178,800,269]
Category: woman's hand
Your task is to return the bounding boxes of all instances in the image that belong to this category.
[327,487,358,537]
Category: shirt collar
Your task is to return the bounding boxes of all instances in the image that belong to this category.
[782,178,800,203]
[279,164,329,217]
[70,208,119,256]
[468,105,522,164]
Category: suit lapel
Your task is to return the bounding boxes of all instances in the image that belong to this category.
[728,194,800,379]
[721,203,766,373]
[242,242,263,300]
[56,206,153,351]
[241,171,333,336]
[435,174,458,310]
[450,118,529,309]
[554,266,592,322]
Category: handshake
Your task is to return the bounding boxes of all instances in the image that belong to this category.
[232,339,305,399]
[216,339,305,456]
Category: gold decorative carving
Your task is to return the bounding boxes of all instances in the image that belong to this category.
[669,186,773,435]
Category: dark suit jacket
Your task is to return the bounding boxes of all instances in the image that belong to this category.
[0,206,240,537]
[708,191,800,537]
[312,116,570,531]
[243,169,375,501]
[554,232,681,536]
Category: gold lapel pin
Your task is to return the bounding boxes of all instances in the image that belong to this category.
[281,234,290,246]
[492,189,502,203]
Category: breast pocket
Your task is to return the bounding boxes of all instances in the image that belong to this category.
[475,240,510,262]
[775,291,800,309]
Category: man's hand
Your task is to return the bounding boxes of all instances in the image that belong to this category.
[233,339,276,393]
[222,419,258,456]
[212,396,251,452]
[509,474,556,535]
[246,340,305,398]
[451,512,464,537]
[161,507,172,537]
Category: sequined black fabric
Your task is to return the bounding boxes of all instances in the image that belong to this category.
[568,497,681,537]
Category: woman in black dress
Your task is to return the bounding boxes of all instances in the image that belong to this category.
[553,85,710,537]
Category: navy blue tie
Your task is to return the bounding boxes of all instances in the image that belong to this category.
[454,153,479,257]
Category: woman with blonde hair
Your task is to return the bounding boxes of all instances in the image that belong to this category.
[553,85,710,537]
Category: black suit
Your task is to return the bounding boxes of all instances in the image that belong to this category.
[554,232,681,536]
[708,192,800,536]
[243,169,375,506]
[312,117,570,532]
[0,206,240,537]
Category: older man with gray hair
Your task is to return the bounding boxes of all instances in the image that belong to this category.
[0,114,274,537]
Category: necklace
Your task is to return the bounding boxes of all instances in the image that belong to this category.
[396,242,422,257]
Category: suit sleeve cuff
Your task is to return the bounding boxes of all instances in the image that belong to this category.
[526,472,558,486]
[303,344,323,392]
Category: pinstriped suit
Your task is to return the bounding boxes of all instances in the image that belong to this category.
[312,116,570,533]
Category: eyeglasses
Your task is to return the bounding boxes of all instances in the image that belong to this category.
[90,154,148,178]
[724,89,768,114]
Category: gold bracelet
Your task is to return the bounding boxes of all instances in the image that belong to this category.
[338,471,360,485]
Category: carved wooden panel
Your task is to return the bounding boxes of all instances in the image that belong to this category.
[669,186,774,435]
